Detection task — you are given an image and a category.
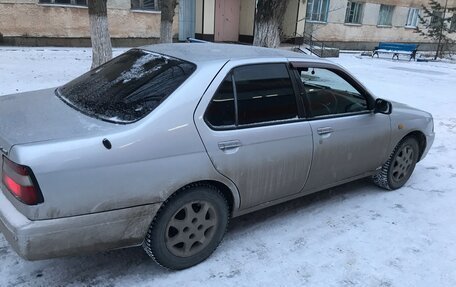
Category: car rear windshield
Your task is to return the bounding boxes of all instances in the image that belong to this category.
[56,49,196,124]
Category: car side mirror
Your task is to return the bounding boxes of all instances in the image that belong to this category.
[374,98,392,114]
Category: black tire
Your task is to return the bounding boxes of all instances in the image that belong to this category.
[373,137,420,190]
[143,185,229,270]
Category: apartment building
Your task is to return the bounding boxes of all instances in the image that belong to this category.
[195,0,456,50]
[301,0,456,49]
[0,0,181,46]
[0,0,455,50]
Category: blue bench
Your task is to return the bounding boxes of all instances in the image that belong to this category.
[372,42,418,61]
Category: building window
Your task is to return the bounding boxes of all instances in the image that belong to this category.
[39,0,87,5]
[405,8,419,27]
[451,14,456,32]
[431,11,443,28]
[306,0,330,22]
[345,1,363,24]
[378,4,394,26]
[131,0,160,11]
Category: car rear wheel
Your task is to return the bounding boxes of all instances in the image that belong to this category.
[373,137,420,190]
[143,185,229,270]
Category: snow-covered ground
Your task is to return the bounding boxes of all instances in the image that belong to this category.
[0,47,455,287]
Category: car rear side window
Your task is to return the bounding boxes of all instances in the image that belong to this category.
[56,49,196,124]
[205,63,299,128]
[234,64,298,125]
[205,75,236,127]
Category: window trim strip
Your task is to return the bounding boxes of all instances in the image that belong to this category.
[231,73,239,127]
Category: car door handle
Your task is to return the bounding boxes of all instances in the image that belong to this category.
[317,127,334,135]
[218,140,242,151]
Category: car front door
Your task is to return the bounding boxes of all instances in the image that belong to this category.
[291,64,391,192]
[195,61,313,210]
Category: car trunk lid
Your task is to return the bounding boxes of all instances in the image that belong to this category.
[0,88,122,152]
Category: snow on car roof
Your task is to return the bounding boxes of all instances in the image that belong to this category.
[141,43,324,64]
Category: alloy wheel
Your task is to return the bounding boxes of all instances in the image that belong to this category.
[165,201,218,257]
[391,144,414,183]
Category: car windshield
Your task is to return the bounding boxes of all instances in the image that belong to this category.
[56,49,196,124]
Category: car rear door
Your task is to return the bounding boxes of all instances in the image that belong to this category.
[290,62,391,192]
[194,60,313,210]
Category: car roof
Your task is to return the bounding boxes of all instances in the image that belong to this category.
[140,43,329,64]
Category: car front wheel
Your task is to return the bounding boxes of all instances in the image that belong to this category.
[143,185,229,270]
[373,137,420,190]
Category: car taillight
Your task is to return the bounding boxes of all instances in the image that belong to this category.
[1,156,43,205]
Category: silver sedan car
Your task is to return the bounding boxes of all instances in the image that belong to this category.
[0,43,434,269]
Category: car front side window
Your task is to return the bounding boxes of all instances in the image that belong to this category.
[297,67,368,117]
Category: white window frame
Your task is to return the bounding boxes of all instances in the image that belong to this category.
[345,1,364,24]
[405,8,420,28]
[378,4,395,26]
[306,0,330,23]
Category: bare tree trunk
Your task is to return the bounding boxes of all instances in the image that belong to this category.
[160,0,178,43]
[253,0,288,48]
[435,0,449,59]
[254,19,282,48]
[88,0,112,69]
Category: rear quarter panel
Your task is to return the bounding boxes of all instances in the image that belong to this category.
[6,60,240,220]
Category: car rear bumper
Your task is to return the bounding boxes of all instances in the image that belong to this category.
[0,191,161,260]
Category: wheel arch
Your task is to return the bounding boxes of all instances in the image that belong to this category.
[403,130,426,162]
[163,180,239,218]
